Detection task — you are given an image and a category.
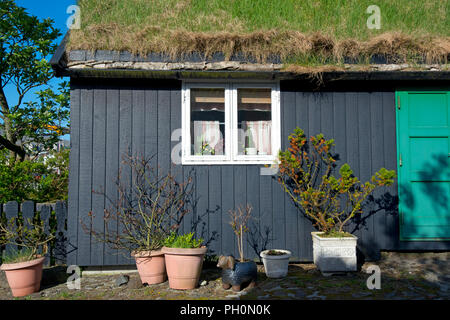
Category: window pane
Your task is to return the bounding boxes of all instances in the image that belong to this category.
[237,88,272,156]
[190,88,225,156]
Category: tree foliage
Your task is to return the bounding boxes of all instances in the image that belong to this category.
[0,0,69,161]
[277,127,396,235]
[0,148,69,203]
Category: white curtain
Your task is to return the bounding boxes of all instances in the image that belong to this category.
[193,121,223,155]
[242,121,272,155]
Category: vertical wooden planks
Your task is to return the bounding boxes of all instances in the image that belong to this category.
[332,93,347,164]
[170,88,185,234]
[77,87,93,266]
[183,166,196,235]
[246,166,260,259]
[357,93,372,255]
[308,93,321,135]
[221,166,235,256]
[104,88,120,266]
[196,166,209,241]
[345,92,360,241]
[67,86,80,265]
[283,90,298,257]
[118,87,132,265]
[132,88,146,157]
[296,92,313,260]
[157,88,171,177]
[145,90,158,167]
[272,172,285,251]
[259,172,273,257]
[383,92,398,250]
[91,86,106,266]
[208,166,222,256]
[370,92,385,257]
[234,166,247,259]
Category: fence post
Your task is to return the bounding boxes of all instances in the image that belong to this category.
[4,202,19,257]
[38,204,51,266]
[54,201,67,265]
[21,200,35,230]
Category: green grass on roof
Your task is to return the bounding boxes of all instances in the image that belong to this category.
[69,0,450,65]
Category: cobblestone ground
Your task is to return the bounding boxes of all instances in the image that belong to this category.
[0,252,448,300]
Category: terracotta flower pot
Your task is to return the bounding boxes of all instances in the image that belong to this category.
[0,256,45,297]
[162,246,207,290]
[132,249,167,285]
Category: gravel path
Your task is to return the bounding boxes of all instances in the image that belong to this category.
[1,252,448,300]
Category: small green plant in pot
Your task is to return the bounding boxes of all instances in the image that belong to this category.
[162,232,207,290]
[0,216,55,297]
[277,127,396,273]
[84,154,193,285]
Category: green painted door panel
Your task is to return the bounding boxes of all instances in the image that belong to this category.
[397,91,450,240]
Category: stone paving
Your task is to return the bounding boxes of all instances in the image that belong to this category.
[0,252,448,300]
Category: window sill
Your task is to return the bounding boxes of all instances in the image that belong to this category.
[181,158,279,166]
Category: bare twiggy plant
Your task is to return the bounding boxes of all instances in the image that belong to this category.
[228,204,253,262]
[82,154,193,255]
[0,217,55,262]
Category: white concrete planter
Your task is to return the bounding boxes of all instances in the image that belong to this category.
[311,232,358,273]
[260,249,292,278]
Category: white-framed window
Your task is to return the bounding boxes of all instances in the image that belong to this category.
[181,81,281,165]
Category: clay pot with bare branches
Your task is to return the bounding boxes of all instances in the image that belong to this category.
[217,204,257,292]
[0,217,55,297]
[83,154,193,285]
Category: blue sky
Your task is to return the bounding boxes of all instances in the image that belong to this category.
[4,0,76,139]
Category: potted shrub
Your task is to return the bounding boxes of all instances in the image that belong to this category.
[0,216,55,297]
[217,205,257,292]
[277,128,396,273]
[84,154,193,285]
[260,249,292,278]
[162,232,207,290]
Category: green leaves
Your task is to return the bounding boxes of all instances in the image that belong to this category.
[277,126,397,235]
[163,232,204,249]
[0,148,69,203]
[0,0,68,161]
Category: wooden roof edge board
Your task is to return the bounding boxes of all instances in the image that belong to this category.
[50,32,70,77]
[62,68,450,81]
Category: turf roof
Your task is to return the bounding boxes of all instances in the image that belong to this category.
[68,0,450,67]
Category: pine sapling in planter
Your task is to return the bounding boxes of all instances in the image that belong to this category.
[83,154,193,285]
[217,205,257,292]
[277,128,396,273]
[162,232,206,290]
[0,217,55,297]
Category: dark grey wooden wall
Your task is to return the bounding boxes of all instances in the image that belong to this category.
[68,78,448,266]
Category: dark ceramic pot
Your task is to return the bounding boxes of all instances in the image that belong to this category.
[221,261,257,292]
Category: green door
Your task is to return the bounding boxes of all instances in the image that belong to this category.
[396,91,450,240]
